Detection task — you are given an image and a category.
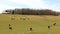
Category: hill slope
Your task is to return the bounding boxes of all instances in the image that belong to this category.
[0,14,60,34]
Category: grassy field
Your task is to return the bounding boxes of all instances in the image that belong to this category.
[0,14,60,34]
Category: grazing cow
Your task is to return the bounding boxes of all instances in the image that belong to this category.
[9,24,11,26]
[53,23,56,26]
[30,28,32,31]
[11,17,15,20]
[9,27,12,30]
[20,17,26,20]
[23,18,26,20]
[48,26,50,29]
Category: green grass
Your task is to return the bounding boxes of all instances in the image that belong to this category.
[0,14,60,34]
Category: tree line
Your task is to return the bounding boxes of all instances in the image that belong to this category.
[2,8,60,16]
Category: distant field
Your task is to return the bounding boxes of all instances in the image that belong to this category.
[0,14,60,34]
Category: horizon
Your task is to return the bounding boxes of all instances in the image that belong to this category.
[0,0,60,13]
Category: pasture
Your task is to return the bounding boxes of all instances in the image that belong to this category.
[0,14,60,34]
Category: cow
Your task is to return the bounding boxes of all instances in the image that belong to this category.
[9,27,12,30]
[9,24,11,26]
[30,28,32,31]
[53,23,56,26]
[11,17,15,20]
[48,26,50,29]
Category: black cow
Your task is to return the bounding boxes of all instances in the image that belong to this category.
[30,28,32,31]
[9,27,12,30]
[53,23,56,26]
[48,26,50,29]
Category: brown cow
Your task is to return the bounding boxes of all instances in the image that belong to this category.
[9,24,11,26]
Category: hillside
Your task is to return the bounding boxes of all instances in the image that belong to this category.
[0,14,60,34]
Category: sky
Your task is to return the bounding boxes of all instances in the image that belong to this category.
[0,0,60,13]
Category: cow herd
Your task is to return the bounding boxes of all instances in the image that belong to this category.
[9,24,12,30]
[9,23,56,31]
[48,23,56,29]
[10,16,56,31]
